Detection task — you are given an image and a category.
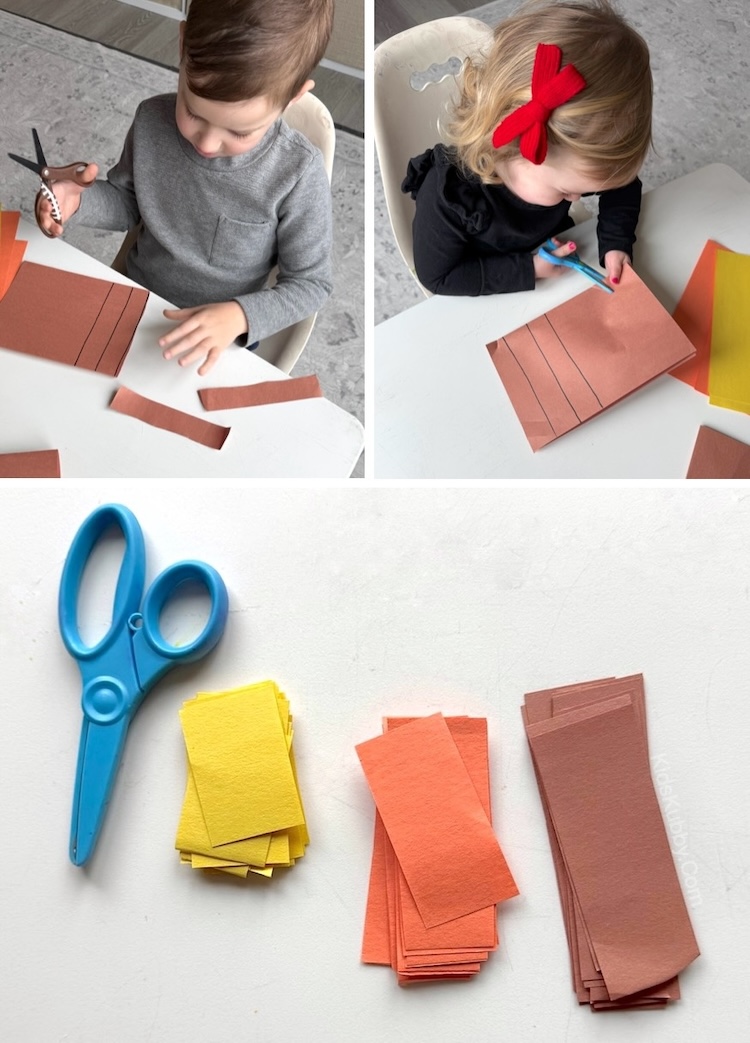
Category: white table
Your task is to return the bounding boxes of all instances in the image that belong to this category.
[374,164,750,478]
[0,220,363,477]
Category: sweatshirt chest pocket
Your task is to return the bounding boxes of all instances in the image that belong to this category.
[209,215,277,274]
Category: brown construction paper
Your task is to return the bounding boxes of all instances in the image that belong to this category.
[198,375,323,411]
[686,425,750,478]
[0,448,60,477]
[109,386,230,450]
[0,261,148,376]
[522,677,699,1007]
[671,239,727,394]
[486,266,696,450]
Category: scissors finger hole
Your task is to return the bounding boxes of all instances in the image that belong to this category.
[156,578,213,649]
[75,522,126,647]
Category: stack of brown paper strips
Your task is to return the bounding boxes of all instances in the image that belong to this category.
[356,714,518,984]
[521,675,700,1009]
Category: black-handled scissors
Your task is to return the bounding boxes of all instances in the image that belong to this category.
[8,128,94,238]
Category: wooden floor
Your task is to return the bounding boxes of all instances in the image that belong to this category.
[0,0,363,134]
[375,0,481,44]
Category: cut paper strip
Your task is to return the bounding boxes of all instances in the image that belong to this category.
[708,249,750,415]
[522,675,699,1009]
[671,239,727,394]
[358,713,517,985]
[0,448,60,477]
[175,681,309,877]
[0,210,27,300]
[0,261,148,376]
[486,266,696,450]
[109,386,230,449]
[686,425,750,478]
[198,374,323,411]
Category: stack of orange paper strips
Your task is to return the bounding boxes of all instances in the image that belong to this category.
[672,239,750,417]
[356,714,518,984]
[522,675,700,1010]
[175,681,309,878]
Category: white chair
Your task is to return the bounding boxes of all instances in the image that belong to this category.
[112,91,336,374]
[374,17,492,294]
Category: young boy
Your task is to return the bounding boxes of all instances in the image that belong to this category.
[40,0,334,375]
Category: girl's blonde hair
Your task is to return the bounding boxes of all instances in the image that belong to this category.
[446,0,652,186]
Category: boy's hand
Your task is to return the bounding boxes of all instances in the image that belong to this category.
[603,250,631,286]
[160,300,249,376]
[533,238,577,280]
[37,163,99,237]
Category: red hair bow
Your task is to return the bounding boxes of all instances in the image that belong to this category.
[492,43,586,165]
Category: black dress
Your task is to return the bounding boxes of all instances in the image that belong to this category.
[401,144,642,295]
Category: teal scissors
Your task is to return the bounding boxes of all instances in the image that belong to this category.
[538,238,614,294]
[59,503,229,866]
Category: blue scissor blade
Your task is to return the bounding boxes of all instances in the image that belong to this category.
[70,714,130,866]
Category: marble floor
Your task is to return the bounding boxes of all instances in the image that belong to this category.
[0,10,364,474]
[375,0,750,324]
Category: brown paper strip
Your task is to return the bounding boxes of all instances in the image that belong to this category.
[198,374,323,411]
[109,386,230,450]
[0,448,60,477]
[686,425,750,478]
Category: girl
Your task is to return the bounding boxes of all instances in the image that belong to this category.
[402,0,652,295]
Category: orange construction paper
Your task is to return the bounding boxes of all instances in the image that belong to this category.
[686,425,750,478]
[522,676,699,1007]
[0,448,60,477]
[109,386,230,449]
[0,261,148,376]
[356,713,517,930]
[670,239,727,394]
[0,210,26,300]
[486,266,696,450]
[198,375,323,411]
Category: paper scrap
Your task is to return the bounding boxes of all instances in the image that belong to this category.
[686,425,750,478]
[708,249,750,415]
[0,261,148,376]
[357,713,517,984]
[522,675,699,1009]
[0,448,60,478]
[198,375,323,411]
[175,681,309,877]
[0,209,26,300]
[486,266,696,450]
[109,386,230,449]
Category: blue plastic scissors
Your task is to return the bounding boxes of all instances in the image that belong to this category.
[537,238,614,294]
[59,503,229,866]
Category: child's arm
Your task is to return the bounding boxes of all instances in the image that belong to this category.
[66,118,142,233]
[410,163,537,295]
[597,178,642,283]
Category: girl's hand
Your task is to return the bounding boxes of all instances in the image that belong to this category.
[160,300,249,376]
[603,250,631,286]
[533,237,577,279]
[37,163,99,237]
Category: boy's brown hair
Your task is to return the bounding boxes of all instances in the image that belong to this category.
[183,0,334,108]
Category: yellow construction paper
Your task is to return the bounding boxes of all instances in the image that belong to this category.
[708,250,750,414]
[179,681,305,845]
[175,680,308,878]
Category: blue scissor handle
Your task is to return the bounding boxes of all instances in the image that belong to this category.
[131,560,229,693]
[538,238,614,293]
[58,503,145,668]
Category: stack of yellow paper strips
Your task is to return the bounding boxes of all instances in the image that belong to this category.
[175,681,309,877]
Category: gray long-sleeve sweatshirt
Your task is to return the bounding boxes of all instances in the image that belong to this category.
[69,93,333,344]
